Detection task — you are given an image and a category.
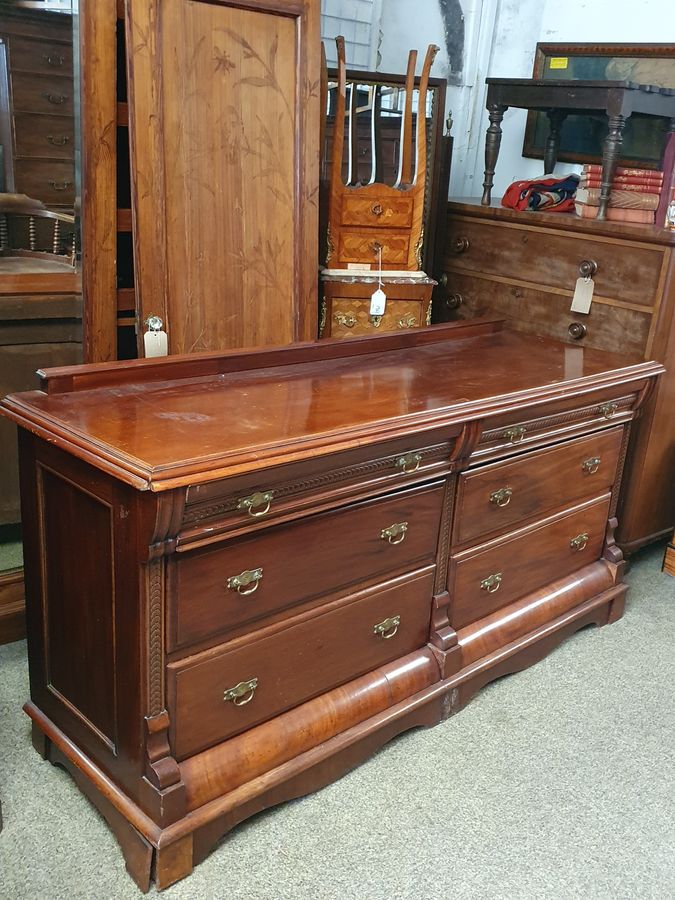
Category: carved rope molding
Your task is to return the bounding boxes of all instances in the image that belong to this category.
[147,559,164,718]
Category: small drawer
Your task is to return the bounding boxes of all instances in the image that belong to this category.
[448,494,611,630]
[14,113,75,160]
[10,72,74,116]
[330,298,426,338]
[447,216,663,308]
[341,195,414,229]
[172,481,444,648]
[181,431,457,544]
[337,231,410,267]
[168,567,435,759]
[454,427,624,545]
[14,159,75,206]
[474,392,635,463]
[7,36,73,76]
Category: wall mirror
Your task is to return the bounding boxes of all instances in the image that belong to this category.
[0,0,81,604]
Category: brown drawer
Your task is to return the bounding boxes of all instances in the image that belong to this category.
[447,217,663,308]
[445,270,652,359]
[14,113,74,160]
[172,481,444,648]
[338,231,410,267]
[8,36,73,76]
[448,494,611,630]
[454,427,623,545]
[473,391,635,463]
[341,196,413,229]
[168,568,435,759]
[10,72,73,116]
[14,159,74,206]
[181,431,458,544]
[330,298,426,338]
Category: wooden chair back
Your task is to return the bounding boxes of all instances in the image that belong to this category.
[0,193,75,264]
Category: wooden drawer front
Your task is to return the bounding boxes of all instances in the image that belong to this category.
[169,568,435,759]
[14,113,74,160]
[173,481,444,648]
[445,271,652,359]
[449,494,611,630]
[474,392,635,463]
[341,196,413,229]
[447,217,663,308]
[10,73,73,116]
[14,159,74,205]
[338,231,410,267]
[181,432,456,544]
[455,428,623,546]
[8,37,73,76]
[330,298,425,338]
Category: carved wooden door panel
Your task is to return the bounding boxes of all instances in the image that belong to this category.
[126,0,319,355]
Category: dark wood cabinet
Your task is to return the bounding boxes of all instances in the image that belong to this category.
[442,199,675,552]
[1,320,662,891]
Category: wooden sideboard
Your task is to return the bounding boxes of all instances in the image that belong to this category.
[442,199,675,553]
[1,321,662,890]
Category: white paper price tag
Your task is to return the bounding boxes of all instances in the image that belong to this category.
[370,288,387,316]
[143,329,168,358]
[570,277,595,314]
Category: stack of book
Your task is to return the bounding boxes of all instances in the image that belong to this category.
[575,165,662,224]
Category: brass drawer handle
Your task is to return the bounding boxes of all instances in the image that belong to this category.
[49,180,72,191]
[480,572,502,593]
[226,567,263,595]
[381,521,408,544]
[334,312,358,328]
[42,53,65,67]
[582,456,601,475]
[373,615,401,639]
[396,452,422,474]
[47,134,70,146]
[371,203,384,216]
[570,532,589,552]
[504,425,526,443]
[223,678,258,706]
[490,487,513,508]
[43,92,68,104]
[397,314,418,329]
[237,490,274,517]
[598,402,618,419]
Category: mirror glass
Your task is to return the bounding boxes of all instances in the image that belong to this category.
[0,0,80,575]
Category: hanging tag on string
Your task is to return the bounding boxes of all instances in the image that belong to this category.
[370,244,387,316]
[143,315,168,358]
[570,276,594,315]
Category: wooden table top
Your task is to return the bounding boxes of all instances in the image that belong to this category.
[0,322,662,489]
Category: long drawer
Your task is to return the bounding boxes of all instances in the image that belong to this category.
[13,159,74,206]
[330,298,426,337]
[447,216,662,308]
[448,494,611,630]
[171,480,445,648]
[454,428,623,545]
[14,113,75,160]
[10,72,74,116]
[168,568,435,759]
[6,36,73,77]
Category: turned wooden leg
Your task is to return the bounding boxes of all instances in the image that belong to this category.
[481,103,507,206]
[597,113,627,221]
[544,110,566,174]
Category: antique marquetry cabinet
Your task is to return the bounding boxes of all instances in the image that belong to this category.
[0,321,662,891]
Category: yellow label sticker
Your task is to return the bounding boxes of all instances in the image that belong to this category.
[549,57,569,70]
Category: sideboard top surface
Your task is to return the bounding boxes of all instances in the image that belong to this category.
[0,322,661,490]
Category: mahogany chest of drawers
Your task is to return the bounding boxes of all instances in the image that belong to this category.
[442,199,675,552]
[0,321,662,891]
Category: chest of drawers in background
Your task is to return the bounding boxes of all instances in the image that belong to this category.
[441,200,675,554]
[0,7,74,208]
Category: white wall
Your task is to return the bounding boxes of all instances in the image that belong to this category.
[375,0,675,199]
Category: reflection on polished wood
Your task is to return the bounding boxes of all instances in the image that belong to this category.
[0,320,663,889]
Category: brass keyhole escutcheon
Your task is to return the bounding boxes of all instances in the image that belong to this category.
[490,487,513,508]
[223,678,258,706]
[373,615,401,639]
